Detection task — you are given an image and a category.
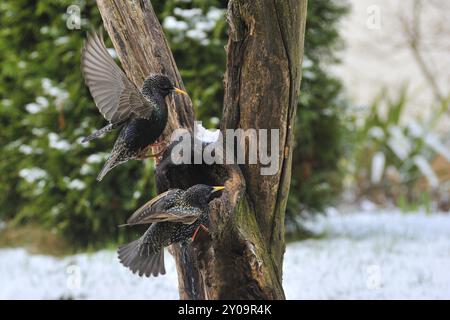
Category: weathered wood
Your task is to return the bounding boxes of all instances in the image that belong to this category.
[223,0,307,275]
[96,0,307,300]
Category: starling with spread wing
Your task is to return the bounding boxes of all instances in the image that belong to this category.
[118,184,224,277]
[81,30,187,181]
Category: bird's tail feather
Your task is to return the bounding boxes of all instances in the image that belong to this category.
[96,153,121,181]
[118,239,165,277]
[81,123,119,143]
[96,162,112,182]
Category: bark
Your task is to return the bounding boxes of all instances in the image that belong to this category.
[96,0,307,299]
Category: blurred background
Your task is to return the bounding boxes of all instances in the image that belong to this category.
[0,0,449,299]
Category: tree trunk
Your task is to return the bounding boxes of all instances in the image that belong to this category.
[96,0,307,300]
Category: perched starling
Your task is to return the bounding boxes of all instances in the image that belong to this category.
[118,184,224,277]
[80,31,187,181]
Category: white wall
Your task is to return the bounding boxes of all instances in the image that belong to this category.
[331,0,450,133]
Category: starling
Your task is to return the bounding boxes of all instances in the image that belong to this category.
[80,30,187,181]
[118,184,225,277]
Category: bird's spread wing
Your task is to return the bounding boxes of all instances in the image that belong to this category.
[129,207,202,225]
[126,189,182,225]
[81,31,152,123]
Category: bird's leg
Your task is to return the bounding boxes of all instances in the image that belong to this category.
[149,139,165,148]
[136,142,167,160]
[145,145,167,158]
[145,138,168,158]
[191,224,209,242]
[136,145,152,160]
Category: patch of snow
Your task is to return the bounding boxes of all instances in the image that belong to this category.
[368,126,384,139]
[199,38,210,46]
[30,51,39,59]
[51,204,63,217]
[0,249,178,300]
[194,20,215,32]
[302,58,313,69]
[186,29,207,41]
[1,211,449,299]
[302,70,315,80]
[107,48,117,59]
[387,125,411,160]
[425,134,450,162]
[166,7,223,46]
[6,139,22,151]
[41,79,69,104]
[18,145,33,155]
[321,108,334,116]
[25,103,41,113]
[210,117,220,126]
[206,7,225,22]
[371,151,385,184]
[86,154,106,164]
[52,88,68,102]
[195,122,220,143]
[36,180,46,194]
[2,99,12,107]
[408,121,423,138]
[79,164,93,175]
[36,96,49,107]
[63,178,86,191]
[163,16,189,32]
[54,36,69,46]
[25,103,44,114]
[32,128,46,137]
[174,8,202,19]
[18,168,47,183]
[413,156,439,188]
[285,211,450,299]
[133,191,142,199]
[48,133,71,151]
[360,199,378,212]
[42,78,52,91]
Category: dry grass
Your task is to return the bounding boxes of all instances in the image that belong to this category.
[0,224,72,257]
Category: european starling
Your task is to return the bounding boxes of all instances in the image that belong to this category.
[118,184,224,277]
[80,31,187,181]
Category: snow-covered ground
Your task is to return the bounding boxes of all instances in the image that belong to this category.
[1,210,449,299]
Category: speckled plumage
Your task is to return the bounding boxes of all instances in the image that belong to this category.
[80,30,187,181]
[118,185,224,277]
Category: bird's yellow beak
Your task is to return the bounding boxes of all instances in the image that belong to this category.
[173,87,188,95]
[212,186,225,193]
